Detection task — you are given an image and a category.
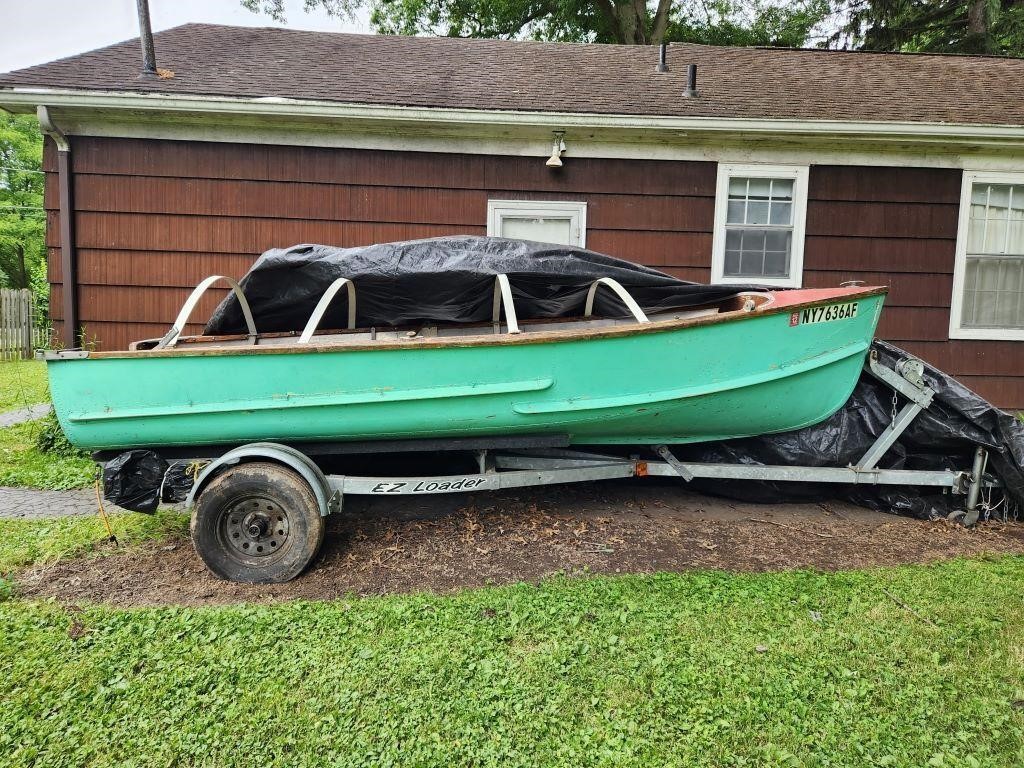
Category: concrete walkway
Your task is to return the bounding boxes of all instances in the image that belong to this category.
[0,486,100,519]
[0,403,51,428]
[0,486,185,519]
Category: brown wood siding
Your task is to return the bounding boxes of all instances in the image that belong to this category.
[46,137,719,351]
[44,139,1023,408]
[806,165,1023,409]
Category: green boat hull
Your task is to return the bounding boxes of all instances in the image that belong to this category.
[47,294,884,451]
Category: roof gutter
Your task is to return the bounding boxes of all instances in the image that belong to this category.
[37,106,78,349]
[5,88,1024,145]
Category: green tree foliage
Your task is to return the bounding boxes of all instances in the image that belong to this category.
[833,0,1024,56]
[245,0,1024,55]
[244,0,832,46]
[0,114,45,294]
[665,0,832,47]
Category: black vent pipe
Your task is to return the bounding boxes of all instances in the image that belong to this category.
[136,0,157,77]
[684,64,698,97]
[656,43,668,73]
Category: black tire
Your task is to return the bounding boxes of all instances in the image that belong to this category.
[190,462,326,584]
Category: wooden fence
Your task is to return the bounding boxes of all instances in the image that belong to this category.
[1,288,47,360]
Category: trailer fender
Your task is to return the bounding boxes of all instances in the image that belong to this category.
[186,442,340,516]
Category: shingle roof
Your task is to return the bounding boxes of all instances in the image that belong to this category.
[2,23,1023,126]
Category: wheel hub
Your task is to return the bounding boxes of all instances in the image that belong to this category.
[246,517,268,538]
[222,496,290,558]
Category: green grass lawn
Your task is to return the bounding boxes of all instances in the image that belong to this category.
[2,554,1022,767]
[0,361,96,490]
[0,509,188,573]
[0,360,48,412]
[0,417,96,490]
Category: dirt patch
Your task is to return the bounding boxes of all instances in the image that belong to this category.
[16,481,1024,608]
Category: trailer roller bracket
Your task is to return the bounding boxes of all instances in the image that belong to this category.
[652,444,694,482]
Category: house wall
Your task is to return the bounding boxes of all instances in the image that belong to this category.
[43,136,1024,409]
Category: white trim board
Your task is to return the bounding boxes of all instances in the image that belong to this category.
[949,169,1024,341]
[4,88,1024,142]
[32,113,1024,170]
[710,163,809,289]
[6,88,1024,165]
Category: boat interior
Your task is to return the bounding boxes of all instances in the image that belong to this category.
[126,274,777,352]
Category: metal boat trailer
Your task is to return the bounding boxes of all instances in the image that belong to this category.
[180,350,1000,583]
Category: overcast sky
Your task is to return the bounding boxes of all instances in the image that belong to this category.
[0,0,371,73]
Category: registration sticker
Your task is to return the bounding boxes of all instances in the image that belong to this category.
[790,302,858,326]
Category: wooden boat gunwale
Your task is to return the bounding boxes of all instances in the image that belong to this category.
[67,285,888,361]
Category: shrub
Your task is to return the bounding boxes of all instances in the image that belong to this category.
[33,412,83,458]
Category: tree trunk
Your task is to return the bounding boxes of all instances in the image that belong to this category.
[616,1,644,44]
[15,243,27,290]
[650,0,672,44]
[599,0,661,44]
[966,0,995,53]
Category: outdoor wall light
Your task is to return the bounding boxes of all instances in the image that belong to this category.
[546,131,566,168]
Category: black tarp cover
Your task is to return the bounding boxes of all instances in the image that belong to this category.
[676,340,1024,518]
[205,236,760,335]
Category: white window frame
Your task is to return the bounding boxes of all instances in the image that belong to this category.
[949,170,1024,341]
[486,199,587,247]
[710,163,809,289]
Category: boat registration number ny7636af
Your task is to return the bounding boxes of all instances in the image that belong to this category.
[790,302,858,327]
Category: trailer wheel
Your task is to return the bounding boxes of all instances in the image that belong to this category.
[190,462,326,584]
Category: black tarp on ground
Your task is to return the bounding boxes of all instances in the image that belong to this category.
[205,236,762,335]
[673,340,1024,519]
